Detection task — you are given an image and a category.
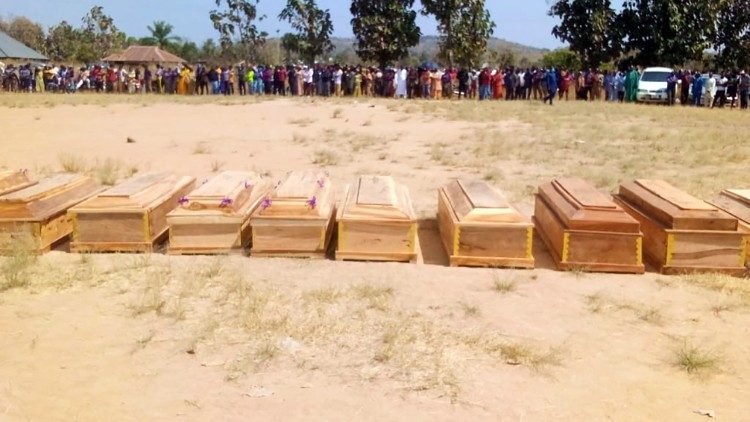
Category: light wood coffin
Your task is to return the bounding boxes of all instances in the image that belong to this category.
[534,178,644,273]
[250,171,335,258]
[167,171,271,254]
[711,189,750,267]
[0,174,101,252]
[0,170,33,195]
[68,172,196,253]
[336,175,418,263]
[437,179,534,268]
[614,180,746,275]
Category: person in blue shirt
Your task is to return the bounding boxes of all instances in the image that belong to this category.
[543,67,558,105]
[615,71,626,102]
[692,71,704,106]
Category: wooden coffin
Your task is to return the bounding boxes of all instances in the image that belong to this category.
[0,170,34,195]
[711,189,750,270]
[0,174,101,252]
[533,178,644,273]
[437,179,533,268]
[250,171,335,258]
[336,175,419,263]
[68,172,196,253]
[614,180,746,275]
[167,171,272,255]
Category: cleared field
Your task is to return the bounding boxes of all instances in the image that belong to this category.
[1,95,749,421]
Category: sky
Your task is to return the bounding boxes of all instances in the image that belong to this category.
[1,0,564,49]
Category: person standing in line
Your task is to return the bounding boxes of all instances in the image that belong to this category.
[237,64,246,96]
[334,66,343,97]
[558,69,571,101]
[691,71,703,106]
[615,71,625,102]
[680,70,693,105]
[726,72,738,108]
[666,71,678,106]
[479,67,491,100]
[396,67,407,99]
[712,72,727,108]
[704,72,716,107]
[738,70,750,109]
[543,67,558,105]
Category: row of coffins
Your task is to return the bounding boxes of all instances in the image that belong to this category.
[0,169,747,275]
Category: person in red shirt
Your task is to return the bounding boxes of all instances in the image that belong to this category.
[492,69,504,100]
[478,68,491,100]
[558,69,571,101]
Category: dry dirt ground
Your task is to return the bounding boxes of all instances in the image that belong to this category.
[1,94,749,421]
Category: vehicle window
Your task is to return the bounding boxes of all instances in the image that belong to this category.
[641,72,670,82]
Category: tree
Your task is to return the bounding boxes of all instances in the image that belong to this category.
[46,21,80,61]
[210,0,268,59]
[79,6,125,62]
[200,38,220,59]
[714,0,750,70]
[142,21,181,49]
[350,0,421,69]
[0,16,46,54]
[540,48,582,70]
[488,48,516,69]
[618,0,719,67]
[278,0,334,64]
[548,0,619,69]
[421,0,495,68]
[280,32,301,62]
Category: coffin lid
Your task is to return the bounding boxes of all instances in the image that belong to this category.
[177,170,267,214]
[725,189,750,207]
[539,178,639,233]
[618,179,737,231]
[712,189,750,225]
[442,179,527,223]
[0,170,34,196]
[0,173,100,221]
[253,170,333,219]
[72,171,195,211]
[340,175,416,221]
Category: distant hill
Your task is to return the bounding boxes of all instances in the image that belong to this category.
[327,35,550,66]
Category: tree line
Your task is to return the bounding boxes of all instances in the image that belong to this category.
[3,0,746,70]
[549,0,750,70]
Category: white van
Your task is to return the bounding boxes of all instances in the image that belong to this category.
[636,67,673,104]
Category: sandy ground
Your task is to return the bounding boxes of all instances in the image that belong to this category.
[0,95,749,421]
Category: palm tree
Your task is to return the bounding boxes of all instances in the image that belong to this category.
[143,21,181,48]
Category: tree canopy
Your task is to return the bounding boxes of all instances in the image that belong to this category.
[350,0,421,68]
[209,0,268,59]
[421,0,495,68]
[278,0,334,64]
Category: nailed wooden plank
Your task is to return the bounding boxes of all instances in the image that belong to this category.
[458,179,508,209]
[357,175,396,206]
[443,180,473,221]
[539,180,640,233]
[555,178,616,210]
[1,174,80,202]
[0,175,101,222]
[102,171,169,197]
[636,179,715,211]
[0,170,33,196]
[620,180,737,231]
[276,171,322,199]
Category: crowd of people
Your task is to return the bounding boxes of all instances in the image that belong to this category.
[1,60,749,109]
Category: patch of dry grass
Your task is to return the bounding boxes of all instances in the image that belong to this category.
[673,340,722,375]
[0,232,38,291]
[491,273,517,294]
[288,117,316,127]
[57,154,134,186]
[680,273,750,305]
[312,149,339,166]
[584,292,664,325]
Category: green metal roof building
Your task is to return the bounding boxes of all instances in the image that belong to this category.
[0,31,48,61]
